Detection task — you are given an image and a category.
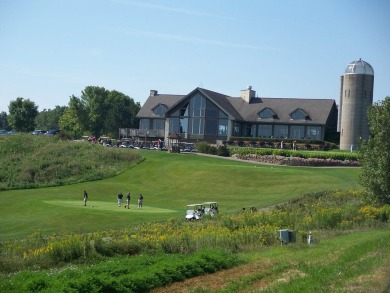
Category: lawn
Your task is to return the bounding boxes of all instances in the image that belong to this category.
[0,150,362,240]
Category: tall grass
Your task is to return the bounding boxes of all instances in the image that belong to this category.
[0,134,141,190]
[1,190,389,292]
[1,190,389,274]
[0,249,241,293]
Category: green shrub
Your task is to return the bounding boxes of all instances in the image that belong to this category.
[1,250,241,293]
[229,148,358,161]
[217,145,230,157]
[196,142,230,157]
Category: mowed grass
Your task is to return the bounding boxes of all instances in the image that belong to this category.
[45,200,174,213]
[0,150,362,240]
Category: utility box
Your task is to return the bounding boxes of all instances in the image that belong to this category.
[278,229,296,243]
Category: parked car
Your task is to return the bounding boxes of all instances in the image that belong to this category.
[45,129,59,135]
[32,130,46,135]
[0,129,7,135]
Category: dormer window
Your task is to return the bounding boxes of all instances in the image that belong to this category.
[291,108,310,120]
[152,104,167,116]
[258,108,277,119]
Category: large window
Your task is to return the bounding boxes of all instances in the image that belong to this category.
[233,122,241,136]
[181,102,189,117]
[180,117,188,134]
[189,118,204,135]
[188,94,205,135]
[219,119,228,136]
[251,125,257,137]
[307,126,322,139]
[290,125,305,138]
[204,100,227,137]
[258,124,272,137]
[153,119,164,130]
[139,119,150,129]
[190,94,205,117]
[274,125,288,138]
[168,93,228,138]
[169,117,179,133]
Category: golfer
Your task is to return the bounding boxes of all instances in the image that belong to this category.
[126,193,131,209]
[117,192,123,207]
[138,194,143,209]
[83,190,88,206]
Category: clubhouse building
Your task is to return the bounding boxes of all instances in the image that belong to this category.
[130,86,338,146]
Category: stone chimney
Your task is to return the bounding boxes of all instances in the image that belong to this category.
[150,90,158,96]
[240,86,256,103]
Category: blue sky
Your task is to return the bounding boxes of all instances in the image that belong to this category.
[1,0,389,113]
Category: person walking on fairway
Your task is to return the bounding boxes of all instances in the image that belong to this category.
[83,190,88,206]
[138,194,143,209]
[117,192,123,207]
[126,193,131,209]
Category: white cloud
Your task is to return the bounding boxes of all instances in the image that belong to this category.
[122,28,284,51]
[108,0,236,20]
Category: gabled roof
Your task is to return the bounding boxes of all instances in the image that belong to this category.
[197,88,244,120]
[136,87,337,126]
[136,94,185,118]
[236,97,335,125]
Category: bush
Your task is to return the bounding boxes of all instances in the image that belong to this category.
[229,148,359,163]
[217,145,230,157]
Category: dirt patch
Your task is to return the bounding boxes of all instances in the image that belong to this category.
[150,260,274,293]
[343,259,390,293]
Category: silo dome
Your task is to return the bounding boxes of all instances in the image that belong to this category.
[344,58,374,75]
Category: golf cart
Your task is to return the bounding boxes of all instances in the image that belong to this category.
[202,202,219,217]
[185,204,205,221]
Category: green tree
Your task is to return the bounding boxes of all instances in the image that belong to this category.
[7,97,38,132]
[104,90,140,137]
[59,96,87,138]
[35,106,67,130]
[0,111,10,130]
[81,86,110,138]
[62,86,140,138]
[359,96,390,204]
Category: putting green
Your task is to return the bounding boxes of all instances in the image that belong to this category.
[44,200,176,213]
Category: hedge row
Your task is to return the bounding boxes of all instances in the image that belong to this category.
[227,137,338,151]
[230,148,358,162]
[232,154,359,167]
[1,249,241,293]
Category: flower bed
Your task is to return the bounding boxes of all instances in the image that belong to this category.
[231,154,360,167]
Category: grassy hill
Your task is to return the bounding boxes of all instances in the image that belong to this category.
[1,135,389,292]
[0,134,142,190]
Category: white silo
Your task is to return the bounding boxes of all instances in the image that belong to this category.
[339,58,374,150]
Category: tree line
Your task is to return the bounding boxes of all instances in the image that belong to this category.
[1,90,390,204]
[1,86,140,138]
